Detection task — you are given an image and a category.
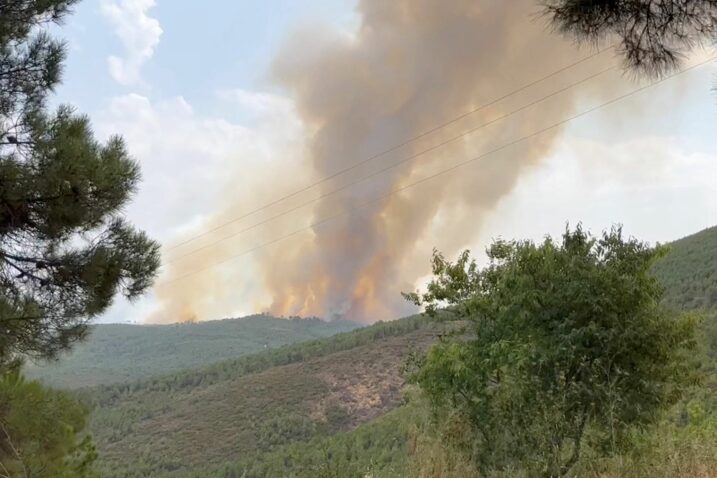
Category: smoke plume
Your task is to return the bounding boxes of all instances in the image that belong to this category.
[150,0,621,323]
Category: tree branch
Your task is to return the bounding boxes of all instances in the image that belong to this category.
[0,421,28,478]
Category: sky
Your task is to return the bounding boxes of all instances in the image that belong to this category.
[53,0,717,324]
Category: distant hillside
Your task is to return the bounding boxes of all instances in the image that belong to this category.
[29,227,713,392]
[84,315,437,478]
[652,225,717,312]
[34,224,713,477]
[106,226,717,478]
[25,315,361,388]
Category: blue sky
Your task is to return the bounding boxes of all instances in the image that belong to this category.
[50,1,717,323]
[58,1,356,118]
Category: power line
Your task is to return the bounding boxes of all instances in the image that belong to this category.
[164,49,611,254]
[6,55,712,323]
[165,63,616,265]
[160,55,715,286]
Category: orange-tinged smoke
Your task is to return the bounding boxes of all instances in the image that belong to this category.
[148,0,625,324]
[260,0,613,322]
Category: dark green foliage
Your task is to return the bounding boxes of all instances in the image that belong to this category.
[650,226,717,423]
[0,1,78,116]
[406,226,698,476]
[0,0,160,367]
[26,315,361,388]
[0,370,98,477]
[255,413,318,451]
[543,0,717,77]
[651,225,717,312]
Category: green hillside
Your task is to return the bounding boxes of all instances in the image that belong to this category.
[25,315,361,388]
[652,225,717,312]
[76,225,717,478]
[84,315,437,478]
[157,403,415,478]
[149,226,717,478]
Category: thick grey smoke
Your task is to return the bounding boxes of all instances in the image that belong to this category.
[152,0,620,323]
[261,0,614,321]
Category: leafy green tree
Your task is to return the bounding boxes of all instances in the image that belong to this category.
[0,370,98,477]
[0,1,160,367]
[405,226,699,476]
[543,0,717,77]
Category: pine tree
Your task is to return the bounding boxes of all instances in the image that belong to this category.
[0,370,99,477]
[0,1,160,366]
[543,0,717,77]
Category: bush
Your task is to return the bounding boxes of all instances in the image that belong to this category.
[406,226,699,477]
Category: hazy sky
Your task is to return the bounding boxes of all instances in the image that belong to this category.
[55,0,717,323]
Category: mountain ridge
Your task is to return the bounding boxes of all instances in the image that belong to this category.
[26,314,362,388]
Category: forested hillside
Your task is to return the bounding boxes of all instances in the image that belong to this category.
[84,316,437,477]
[26,315,360,388]
[155,404,415,478]
[652,225,717,312]
[81,225,717,478]
[158,226,717,478]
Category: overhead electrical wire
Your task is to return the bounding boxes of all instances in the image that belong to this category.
[5,55,713,322]
[160,55,716,285]
[164,48,612,253]
[165,58,616,264]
